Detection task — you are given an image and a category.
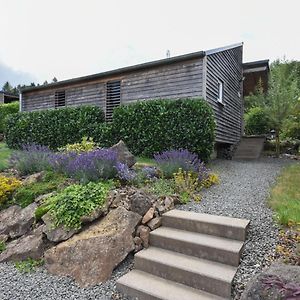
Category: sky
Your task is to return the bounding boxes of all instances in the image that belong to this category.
[0,0,299,88]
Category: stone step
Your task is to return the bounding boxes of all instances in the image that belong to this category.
[117,270,226,300]
[162,210,249,241]
[135,247,236,298]
[150,227,244,266]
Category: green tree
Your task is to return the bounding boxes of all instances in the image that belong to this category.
[2,81,14,93]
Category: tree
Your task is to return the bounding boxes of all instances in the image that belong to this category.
[2,81,14,93]
[52,77,58,83]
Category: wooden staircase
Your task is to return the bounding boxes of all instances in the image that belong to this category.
[117,209,250,300]
[233,136,266,160]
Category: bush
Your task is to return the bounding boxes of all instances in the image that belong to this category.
[0,102,19,134]
[5,105,105,149]
[245,107,270,135]
[42,181,112,229]
[0,175,21,207]
[108,98,215,161]
[58,137,98,153]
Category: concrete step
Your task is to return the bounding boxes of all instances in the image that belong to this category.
[117,270,226,300]
[150,227,244,266]
[162,210,249,241]
[135,247,236,298]
[234,136,265,160]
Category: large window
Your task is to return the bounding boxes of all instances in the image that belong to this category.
[55,90,66,108]
[106,80,121,121]
[217,79,224,104]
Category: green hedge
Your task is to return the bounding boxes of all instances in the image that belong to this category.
[0,102,19,133]
[5,106,105,149]
[107,98,215,161]
[245,107,270,135]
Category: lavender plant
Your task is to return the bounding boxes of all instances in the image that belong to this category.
[115,162,137,184]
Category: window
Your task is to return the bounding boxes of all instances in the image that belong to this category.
[217,79,224,104]
[55,90,66,108]
[106,80,121,121]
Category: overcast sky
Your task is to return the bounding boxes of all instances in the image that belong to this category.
[0,0,299,87]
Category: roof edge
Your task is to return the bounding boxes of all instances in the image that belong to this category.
[205,42,243,55]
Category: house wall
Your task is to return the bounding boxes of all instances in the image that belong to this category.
[0,93,4,104]
[205,46,243,144]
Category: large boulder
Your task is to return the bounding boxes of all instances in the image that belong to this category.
[0,226,48,262]
[44,207,141,287]
[0,203,37,239]
[241,263,300,300]
[22,171,44,185]
[130,190,153,216]
[110,140,136,167]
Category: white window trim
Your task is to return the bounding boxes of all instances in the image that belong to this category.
[217,79,224,104]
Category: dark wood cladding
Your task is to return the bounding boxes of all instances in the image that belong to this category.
[205,46,243,144]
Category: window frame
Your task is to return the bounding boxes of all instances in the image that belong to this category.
[106,80,121,122]
[54,90,66,108]
[217,79,224,104]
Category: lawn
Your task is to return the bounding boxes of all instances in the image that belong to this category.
[269,163,300,227]
[0,142,13,171]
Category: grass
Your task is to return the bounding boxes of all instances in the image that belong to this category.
[268,163,300,227]
[136,157,155,166]
[0,142,13,171]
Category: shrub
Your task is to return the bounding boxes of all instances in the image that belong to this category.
[147,179,176,197]
[0,102,19,134]
[245,107,270,135]
[15,258,44,273]
[201,173,220,188]
[115,162,137,184]
[0,175,21,207]
[13,171,67,208]
[5,105,105,149]
[44,181,112,229]
[108,98,215,160]
[58,136,98,153]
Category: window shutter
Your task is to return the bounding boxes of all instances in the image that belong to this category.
[55,91,66,108]
[106,80,121,121]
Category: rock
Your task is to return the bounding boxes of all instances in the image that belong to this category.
[0,203,37,239]
[147,217,162,230]
[80,203,109,224]
[44,207,141,287]
[34,192,55,204]
[137,225,150,248]
[133,236,143,252]
[164,196,175,211]
[142,207,155,224]
[22,171,44,185]
[130,190,153,216]
[0,226,48,262]
[241,263,300,300]
[0,234,8,243]
[110,140,136,167]
[42,213,79,243]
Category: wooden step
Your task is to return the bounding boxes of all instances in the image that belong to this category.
[150,227,244,266]
[117,270,226,300]
[135,247,236,298]
[162,210,249,241]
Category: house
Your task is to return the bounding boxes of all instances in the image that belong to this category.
[20,43,269,148]
[0,91,19,104]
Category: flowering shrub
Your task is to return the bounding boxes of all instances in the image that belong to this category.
[154,149,209,180]
[141,166,158,180]
[10,144,52,175]
[115,162,136,183]
[201,173,220,188]
[58,137,98,153]
[0,175,21,206]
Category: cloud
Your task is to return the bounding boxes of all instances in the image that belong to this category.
[0,62,35,89]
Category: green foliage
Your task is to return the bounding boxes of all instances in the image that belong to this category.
[147,179,176,197]
[58,136,98,153]
[34,204,51,221]
[0,102,19,133]
[0,241,6,253]
[44,181,112,229]
[244,107,270,135]
[4,105,105,149]
[282,98,300,140]
[0,143,13,171]
[13,171,67,208]
[106,98,215,161]
[15,258,44,273]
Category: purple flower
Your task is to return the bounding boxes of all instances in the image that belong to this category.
[141,166,158,179]
[115,162,136,183]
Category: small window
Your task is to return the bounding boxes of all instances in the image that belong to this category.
[106,80,121,121]
[217,79,224,104]
[55,91,66,108]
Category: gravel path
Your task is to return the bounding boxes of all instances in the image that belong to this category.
[0,158,291,300]
[178,157,291,299]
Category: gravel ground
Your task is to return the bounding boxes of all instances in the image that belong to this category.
[178,157,292,299]
[0,158,291,300]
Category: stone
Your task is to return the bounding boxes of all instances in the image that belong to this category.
[241,263,300,300]
[130,190,153,216]
[164,196,175,211]
[147,217,162,230]
[44,207,142,287]
[0,226,48,262]
[35,192,55,204]
[22,171,44,185]
[137,225,150,248]
[133,236,143,252]
[0,234,8,243]
[110,140,136,167]
[42,213,79,243]
[0,203,37,239]
[80,203,109,224]
[142,207,155,224]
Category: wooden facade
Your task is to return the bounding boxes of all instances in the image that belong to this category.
[21,43,267,146]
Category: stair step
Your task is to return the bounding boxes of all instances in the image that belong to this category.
[162,210,249,241]
[150,227,244,266]
[135,247,236,298]
[117,270,226,300]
